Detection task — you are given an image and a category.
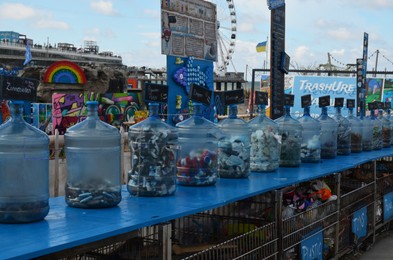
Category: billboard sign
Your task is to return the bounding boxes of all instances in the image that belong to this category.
[161,0,217,62]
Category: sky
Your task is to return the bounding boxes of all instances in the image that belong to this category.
[1,0,393,78]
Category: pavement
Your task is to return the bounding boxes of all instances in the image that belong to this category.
[340,229,393,259]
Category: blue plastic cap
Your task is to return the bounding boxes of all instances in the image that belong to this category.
[86,101,98,106]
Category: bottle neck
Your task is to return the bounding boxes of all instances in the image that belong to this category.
[257,105,266,116]
[284,106,291,116]
[335,107,342,116]
[348,108,354,116]
[10,103,24,123]
[193,103,202,116]
[228,105,238,119]
[303,106,310,116]
[370,109,376,118]
[86,103,99,119]
[149,103,160,118]
[321,107,328,115]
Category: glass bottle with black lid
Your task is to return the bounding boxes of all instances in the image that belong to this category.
[217,89,251,178]
[317,95,338,159]
[274,94,302,167]
[376,101,391,148]
[248,91,281,172]
[176,84,220,186]
[333,97,351,155]
[298,94,321,163]
[368,102,382,150]
[128,83,178,196]
[346,99,363,152]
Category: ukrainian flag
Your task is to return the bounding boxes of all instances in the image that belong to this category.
[256,41,267,52]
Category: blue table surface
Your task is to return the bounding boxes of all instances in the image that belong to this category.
[1,148,393,259]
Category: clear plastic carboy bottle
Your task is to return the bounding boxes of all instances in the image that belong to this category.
[128,103,178,196]
[0,100,50,223]
[218,104,251,178]
[317,96,338,159]
[176,102,219,186]
[377,101,391,148]
[64,101,122,208]
[346,99,363,152]
[248,102,281,172]
[274,94,302,167]
[368,102,382,150]
[298,94,321,163]
[333,98,351,155]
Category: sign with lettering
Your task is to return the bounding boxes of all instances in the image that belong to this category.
[0,75,38,102]
[189,83,212,105]
[161,0,217,62]
[301,228,323,260]
[269,4,286,119]
[352,206,368,240]
[268,0,285,10]
[284,94,294,107]
[368,102,377,110]
[144,82,168,103]
[223,89,244,106]
[384,192,393,222]
[280,52,290,74]
[301,94,311,108]
[335,97,344,107]
[292,76,356,118]
[356,58,364,116]
[255,91,268,106]
[347,99,355,109]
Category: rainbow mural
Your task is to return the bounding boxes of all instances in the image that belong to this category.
[44,60,86,84]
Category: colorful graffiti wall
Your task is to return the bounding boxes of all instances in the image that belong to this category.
[51,92,142,134]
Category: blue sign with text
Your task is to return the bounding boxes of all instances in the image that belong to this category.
[384,192,393,222]
[292,76,357,118]
[352,206,367,240]
[301,227,323,260]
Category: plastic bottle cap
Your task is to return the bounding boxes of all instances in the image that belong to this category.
[86,101,98,106]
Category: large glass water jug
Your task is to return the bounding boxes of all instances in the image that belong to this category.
[385,102,393,146]
[333,99,351,155]
[218,105,251,178]
[176,103,219,186]
[298,105,321,163]
[346,102,363,153]
[317,98,338,159]
[64,101,121,208]
[361,114,374,151]
[377,102,391,148]
[368,102,382,150]
[248,105,281,172]
[275,99,302,167]
[0,100,49,223]
[128,103,178,196]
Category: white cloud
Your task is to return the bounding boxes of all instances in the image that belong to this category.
[293,45,312,63]
[0,3,37,20]
[144,9,160,19]
[347,0,393,9]
[327,27,356,41]
[90,0,119,15]
[34,19,70,30]
[331,49,346,56]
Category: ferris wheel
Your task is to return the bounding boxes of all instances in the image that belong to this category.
[207,0,237,75]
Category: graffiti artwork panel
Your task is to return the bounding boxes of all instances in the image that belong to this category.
[52,93,85,135]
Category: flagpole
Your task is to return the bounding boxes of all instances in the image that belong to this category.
[265,36,269,69]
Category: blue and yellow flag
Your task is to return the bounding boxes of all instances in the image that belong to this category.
[23,44,32,66]
[256,41,267,52]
